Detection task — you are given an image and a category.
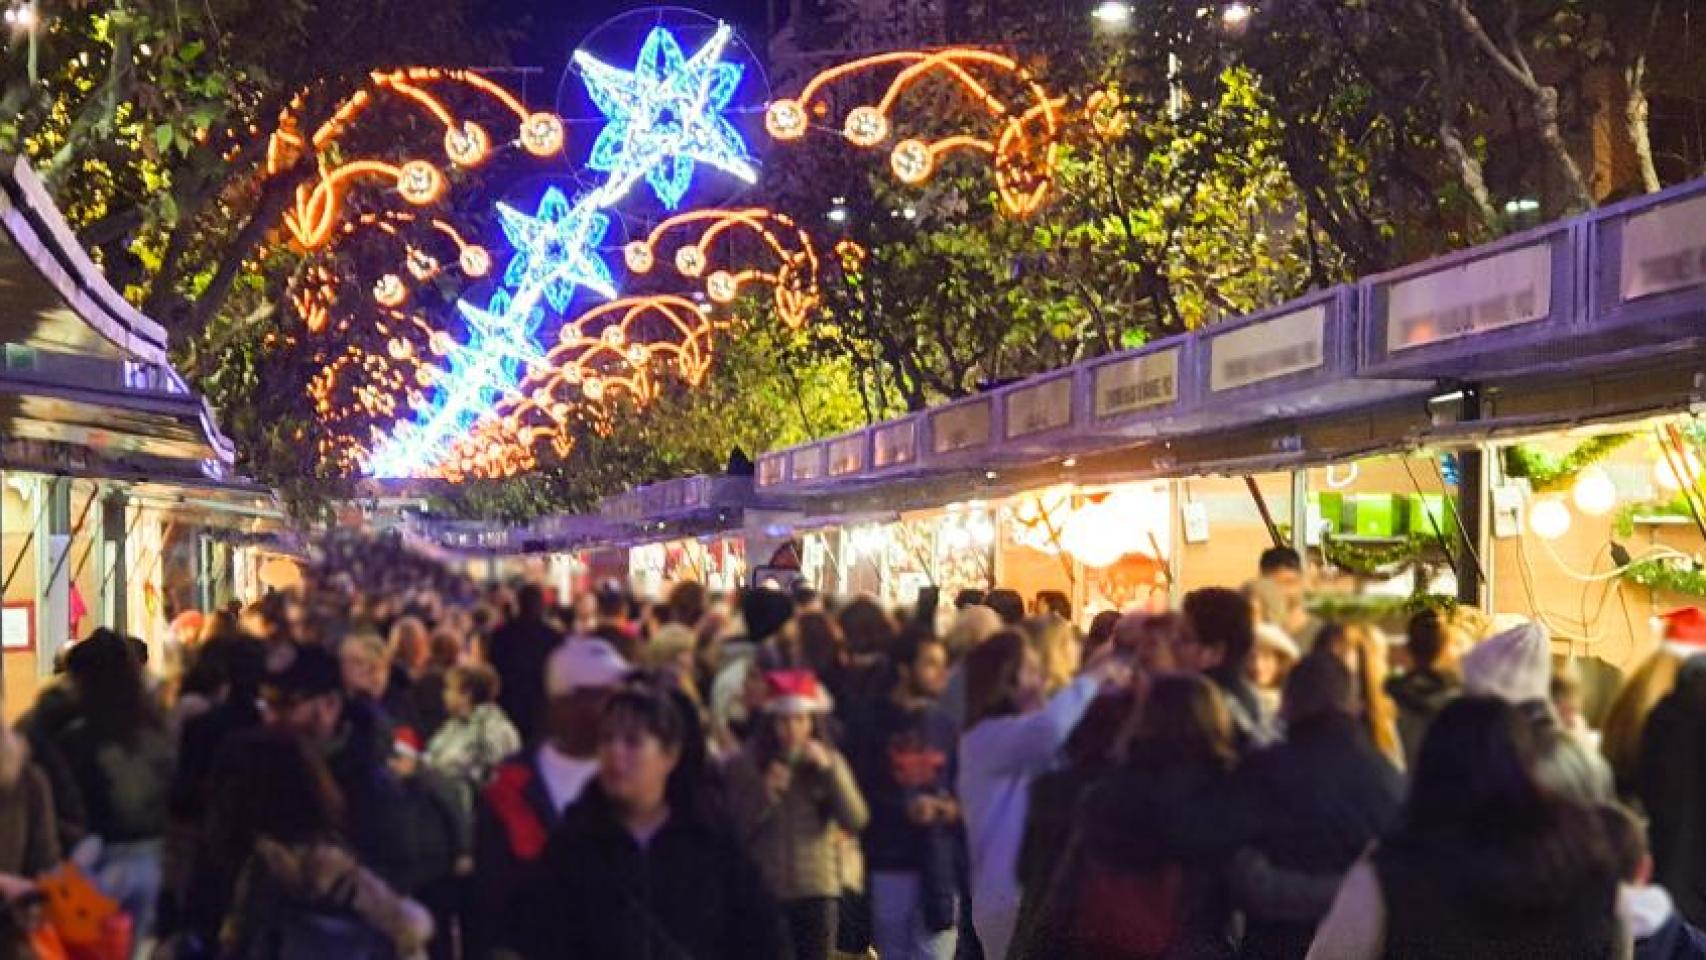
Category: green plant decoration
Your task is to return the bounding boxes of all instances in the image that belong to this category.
[1502,434,1634,492]
[1622,556,1706,599]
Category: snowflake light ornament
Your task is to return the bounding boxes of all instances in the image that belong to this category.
[575,23,757,209]
[495,187,618,313]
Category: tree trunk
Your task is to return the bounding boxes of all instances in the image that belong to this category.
[1624,55,1662,193]
[1437,120,1501,228]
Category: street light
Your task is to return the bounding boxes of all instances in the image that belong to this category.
[1221,1,1253,27]
[1091,1,1134,26]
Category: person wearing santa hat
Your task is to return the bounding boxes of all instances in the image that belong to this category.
[1638,608,1706,926]
[724,669,869,960]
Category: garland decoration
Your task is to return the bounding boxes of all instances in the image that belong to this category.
[1309,592,1458,624]
[1502,434,1633,492]
[1319,534,1449,579]
[1622,556,1706,599]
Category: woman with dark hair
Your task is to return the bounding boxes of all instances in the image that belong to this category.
[725,671,868,960]
[199,729,432,958]
[1024,674,1249,959]
[956,631,1126,960]
[532,685,788,958]
[1308,696,1623,959]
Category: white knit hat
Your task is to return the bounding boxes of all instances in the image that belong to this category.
[1462,620,1551,703]
[545,638,631,697]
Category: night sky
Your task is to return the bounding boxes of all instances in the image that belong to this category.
[495,0,774,74]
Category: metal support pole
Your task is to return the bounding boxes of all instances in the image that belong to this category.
[1455,389,1487,606]
[102,492,128,632]
[40,477,71,669]
[1290,469,1309,560]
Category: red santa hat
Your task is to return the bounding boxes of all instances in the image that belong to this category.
[762,670,833,716]
[1662,607,1706,656]
[393,726,423,761]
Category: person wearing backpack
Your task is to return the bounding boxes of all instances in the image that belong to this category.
[1031,674,1249,960]
[196,729,431,959]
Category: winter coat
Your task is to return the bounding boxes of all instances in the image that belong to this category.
[958,676,1098,960]
[52,718,175,843]
[1384,668,1459,770]
[1028,752,1250,960]
[0,729,58,879]
[1208,667,1277,751]
[846,695,961,932]
[471,751,558,959]
[1013,759,1109,957]
[723,742,868,901]
[1308,816,1625,960]
[525,784,788,959]
[325,697,414,893]
[220,838,433,960]
[486,617,561,744]
[424,705,522,788]
[1642,657,1706,926]
[1524,699,1615,805]
[1234,713,1404,959]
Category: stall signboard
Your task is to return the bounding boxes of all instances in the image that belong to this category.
[1209,304,1326,393]
[1386,244,1552,353]
[1094,346,1180,420]
[872,419,918,470]
[1585,177,1706,359]
[828,434,868,477]
[791,444,827,483]
[756,452,787,489]
[1004,375,1074,440]
[930,398,994,456]
[1619,191,1706,302]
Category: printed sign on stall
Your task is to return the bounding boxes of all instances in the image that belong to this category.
[1210,306,1326,393]
[1095,348,1179,419]
[931,399,993,455]
[1620,192,1706,302]
[873,420,917,469]
[1386,244,1552,352]
[828,435,867,477]
[756,453,787,488]
[792,445,826,482]
[1005,376,1073,439]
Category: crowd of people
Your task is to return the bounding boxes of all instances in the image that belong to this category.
[3,532,1706,959]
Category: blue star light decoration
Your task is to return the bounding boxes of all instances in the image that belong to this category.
[576,22,757,210]
[497,187,618,312]
[366,20,763,476]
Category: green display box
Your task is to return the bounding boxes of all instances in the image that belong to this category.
[1342,494,1402,538]
[1310,492,1344,537]
[1404,493,1457,539]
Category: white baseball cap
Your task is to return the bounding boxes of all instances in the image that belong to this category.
[545,638,631,697]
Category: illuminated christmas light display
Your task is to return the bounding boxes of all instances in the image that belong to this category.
[575,23,758,210]
[623,207,821,328]
[764,49,1061,217]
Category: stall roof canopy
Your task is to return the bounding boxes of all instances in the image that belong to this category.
[0,156,240,477]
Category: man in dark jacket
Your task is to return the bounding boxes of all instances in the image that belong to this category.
[1182,587,1275,748]
[473,639,630,958]
[848,630,961,960]
[261,643,414,890]
[1234,651,1405,959]
[487,584,562,745]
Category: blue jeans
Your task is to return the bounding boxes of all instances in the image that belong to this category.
[93,838,164,958]
[871,870,957,960]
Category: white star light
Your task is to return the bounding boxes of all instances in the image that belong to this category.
[496,187,618,314]
[576,23,757,210]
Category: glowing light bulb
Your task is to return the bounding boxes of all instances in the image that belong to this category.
[891,139,933,184]
[766,99,808,140]
[625,242,656,273]
[387,338,413,361]
[459,245,491,277]
[843,106,889,147]
[443,121,491,167]
[1092,1,1134,25]
[1221,1,1253,27]
[601,325,627,348]
[372,275,406,307]
[626,343,651,365]
[397,161,445,205]
[582,377,605,401]
[675,246,707,277]
[1528,495,1572,541]
[1571,467,1617,516]
[406,248,439,281]
[706,270,739,303]
[520,113,564,156]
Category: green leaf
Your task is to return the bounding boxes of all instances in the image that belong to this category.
[153,125,175,154]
